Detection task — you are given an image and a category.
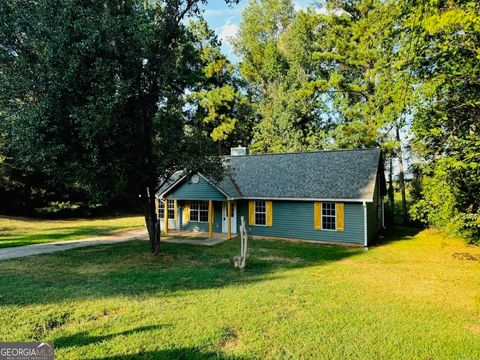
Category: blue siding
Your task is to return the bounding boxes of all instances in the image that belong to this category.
[167,197,370,245]
[237,200,365,245]
[168,176,226,201]
[178,200,223,233]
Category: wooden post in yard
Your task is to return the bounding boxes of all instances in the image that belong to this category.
[227,200,231,240]
[164,198,168,234]
[208,200,213,238]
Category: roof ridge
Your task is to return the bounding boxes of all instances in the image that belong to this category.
[227,174,243,197]
[225,147,381,158]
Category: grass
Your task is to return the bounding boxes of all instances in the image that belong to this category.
[0,227,479,359]
[0,215,145,248]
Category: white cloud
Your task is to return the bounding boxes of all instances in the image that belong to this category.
[219,21,239,45]
[295,2,346,16]
[316,5,329,15]
[294,2,305,12]
[316,5,346,16]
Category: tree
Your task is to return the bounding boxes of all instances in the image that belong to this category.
[186,20,254,154]
[0,0,238,254]
[308,0,411,223]
[408,0,480,241]
[233,0,326,153]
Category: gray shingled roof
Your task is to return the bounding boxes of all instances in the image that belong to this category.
[159,148,385,202]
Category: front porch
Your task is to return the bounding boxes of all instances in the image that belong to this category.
[163,230,232,241]
[157,199,239,240]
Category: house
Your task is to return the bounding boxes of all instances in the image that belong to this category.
[156,147,386,247]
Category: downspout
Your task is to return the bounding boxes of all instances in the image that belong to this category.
[363,201,368,250]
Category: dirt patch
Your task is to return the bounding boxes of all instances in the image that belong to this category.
[86,307,127,322]
[452,252,479,261]
[257,255,304,264]
[468,325,480,336]
[218,327,239,351]
[31,312,70,339]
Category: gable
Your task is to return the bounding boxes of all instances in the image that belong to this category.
[165,174,226,201]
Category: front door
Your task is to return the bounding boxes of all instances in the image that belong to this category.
[222,202,237,234]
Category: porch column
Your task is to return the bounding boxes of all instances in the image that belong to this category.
[227,200,231,240]
[174,199,178,230]
[208,200,213,238]
[164,198,168,234]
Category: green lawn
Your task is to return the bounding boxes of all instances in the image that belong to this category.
[0,227,479,359]
[0,215,145,248]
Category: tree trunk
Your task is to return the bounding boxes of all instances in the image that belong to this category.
[139,1,197,255]
[388,156,395,224]
[142,186,161,254]
[141,101,161,254]
[395,125,408,225]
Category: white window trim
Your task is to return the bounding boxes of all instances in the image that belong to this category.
[254,200,267,226]
[159,202,164,219]
[321,202,337,231]
[160,200,175,220]
[167,199,175,219]
[190,200,209,223]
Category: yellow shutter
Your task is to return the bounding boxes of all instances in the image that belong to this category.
[249,200,254,225]
[314,202,321,230]
[266,201,273,226]
[155,198,159,217]
[164,199,168,233]
[183,201,190,224]
[336,202,344,231]
[174,200,178,222]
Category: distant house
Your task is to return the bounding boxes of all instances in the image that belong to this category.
[156,147,386,247]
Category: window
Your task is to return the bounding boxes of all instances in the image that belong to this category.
[190,200,209,222]
[322,202,336,230]
[167,200,175,219]
[254,200,266,225]
[159,200,175,219]
[159,201,164,219]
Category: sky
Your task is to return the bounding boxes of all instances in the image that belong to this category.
[201,0,316,63]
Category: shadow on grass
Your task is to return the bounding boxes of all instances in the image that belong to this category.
[96,348,250,359]
[0,226,137,248]
[0,238,363,307]
[54,324,252,358]
[372,225,422,247]
[55,325,167,350]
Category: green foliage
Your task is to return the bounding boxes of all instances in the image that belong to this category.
[0,1,228,216]
[407,0,480,242]
[234,0,326,153]
[186,20,254,152]
[409,162,458,231]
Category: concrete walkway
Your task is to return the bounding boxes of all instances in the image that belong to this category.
[162,237,228,246]
[0,229,149,261]
[0,229,229,261]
